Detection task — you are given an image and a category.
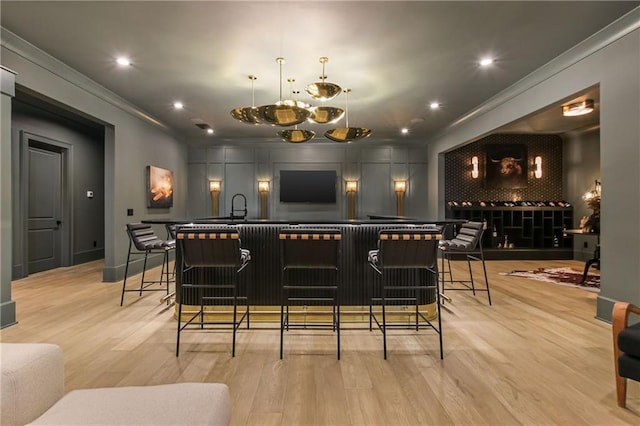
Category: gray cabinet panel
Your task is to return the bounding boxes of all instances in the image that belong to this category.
[391,147,409,163]
[224,163,256,218]
[409,163,428,217]
[360,163,392,217]
[187,163,208,218]
[409,146,428,163]
[188,147,207,163]
[207,148,224,163]
[225,147,255,163]
[359,147,391,163]
[270,146,345,163]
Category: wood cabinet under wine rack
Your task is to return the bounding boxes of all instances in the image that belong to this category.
[446,205,574,260]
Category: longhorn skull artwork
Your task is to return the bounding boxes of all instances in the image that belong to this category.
[485,144,528,189]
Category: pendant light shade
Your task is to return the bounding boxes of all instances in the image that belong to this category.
[256,58,310,127]
[230,75,261,125]
[306,57,342,102]
[278,129,316,143]
[308,106,345,124]
[325,126,371,143]
[324,89,371,143]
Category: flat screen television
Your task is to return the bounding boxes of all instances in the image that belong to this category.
[280,170,337,203]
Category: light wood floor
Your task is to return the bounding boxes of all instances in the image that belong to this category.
[2,259,640,425]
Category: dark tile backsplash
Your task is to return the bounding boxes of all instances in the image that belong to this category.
[445,133,563,202]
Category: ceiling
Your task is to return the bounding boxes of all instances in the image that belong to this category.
[1,1,637,146]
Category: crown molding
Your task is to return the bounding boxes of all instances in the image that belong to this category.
[435,6,640,141]
[1,27,174,135]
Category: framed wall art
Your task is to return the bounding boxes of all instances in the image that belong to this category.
[146,165,174,208]
[485,144,528,189]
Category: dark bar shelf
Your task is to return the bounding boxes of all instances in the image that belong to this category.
[446,204,573,260]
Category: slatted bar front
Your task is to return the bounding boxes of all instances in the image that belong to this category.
[174,223,442,309]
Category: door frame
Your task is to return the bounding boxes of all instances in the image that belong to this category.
[19,131,74,277]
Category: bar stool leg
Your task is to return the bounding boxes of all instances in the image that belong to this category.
[121,240,133,306]
[140,251,149,296]
[466,255,477,295]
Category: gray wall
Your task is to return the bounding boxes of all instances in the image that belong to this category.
[11,95,106,278]
[187,144,429,221]
[427,9,640,321]
[1,66,16,328]
[563,127,601,261]
[1,28,188,286]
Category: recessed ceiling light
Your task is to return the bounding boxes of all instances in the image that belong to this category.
[116,57,131,66]
[206,128,214,135]
[479,58,494,66]
[401,128,409,135]
[173,102,184,110]
[430,102,440,109]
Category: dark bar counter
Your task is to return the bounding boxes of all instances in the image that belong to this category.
[169,220,458,308]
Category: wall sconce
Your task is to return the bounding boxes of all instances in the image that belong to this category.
[471,156,479,179]
[345,181,358,220]
[394,180,406,193]
[209,180,221,217]
[534,156,542,179]
[258,180,269,220]
[394,180,406,217]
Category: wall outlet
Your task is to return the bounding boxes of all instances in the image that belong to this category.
[127,208,134,216]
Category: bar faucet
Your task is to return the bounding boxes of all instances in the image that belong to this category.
[230,193,247,220]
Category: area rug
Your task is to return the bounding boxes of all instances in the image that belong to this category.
[500,267,600,291]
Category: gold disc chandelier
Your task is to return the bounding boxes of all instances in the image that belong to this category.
[230,57,370,143]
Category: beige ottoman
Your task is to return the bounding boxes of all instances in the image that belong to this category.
[1,343,64,426]
[1,343,231,426]
[30,382,231,426]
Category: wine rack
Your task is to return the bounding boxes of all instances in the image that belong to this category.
[446,205,574,260]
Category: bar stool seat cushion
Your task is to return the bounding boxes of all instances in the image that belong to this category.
[439,238,473,250]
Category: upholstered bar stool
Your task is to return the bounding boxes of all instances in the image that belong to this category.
[368,227,443,359]
[175,226,251,357]
[438,221,491,305]
[279,228,341,359]
[121,223,175,306]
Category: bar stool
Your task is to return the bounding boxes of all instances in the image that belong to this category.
[368,228,443,359]
[175,226,251,357]
[121,223,175,306]
[438,221,491,305]
[279,228,341,359]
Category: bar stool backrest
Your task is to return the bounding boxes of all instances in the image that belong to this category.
[377,228,442,269]
[126,223,166,251]
[441,221,484,251]
[279,229,341,269]
[176,228,242,268]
